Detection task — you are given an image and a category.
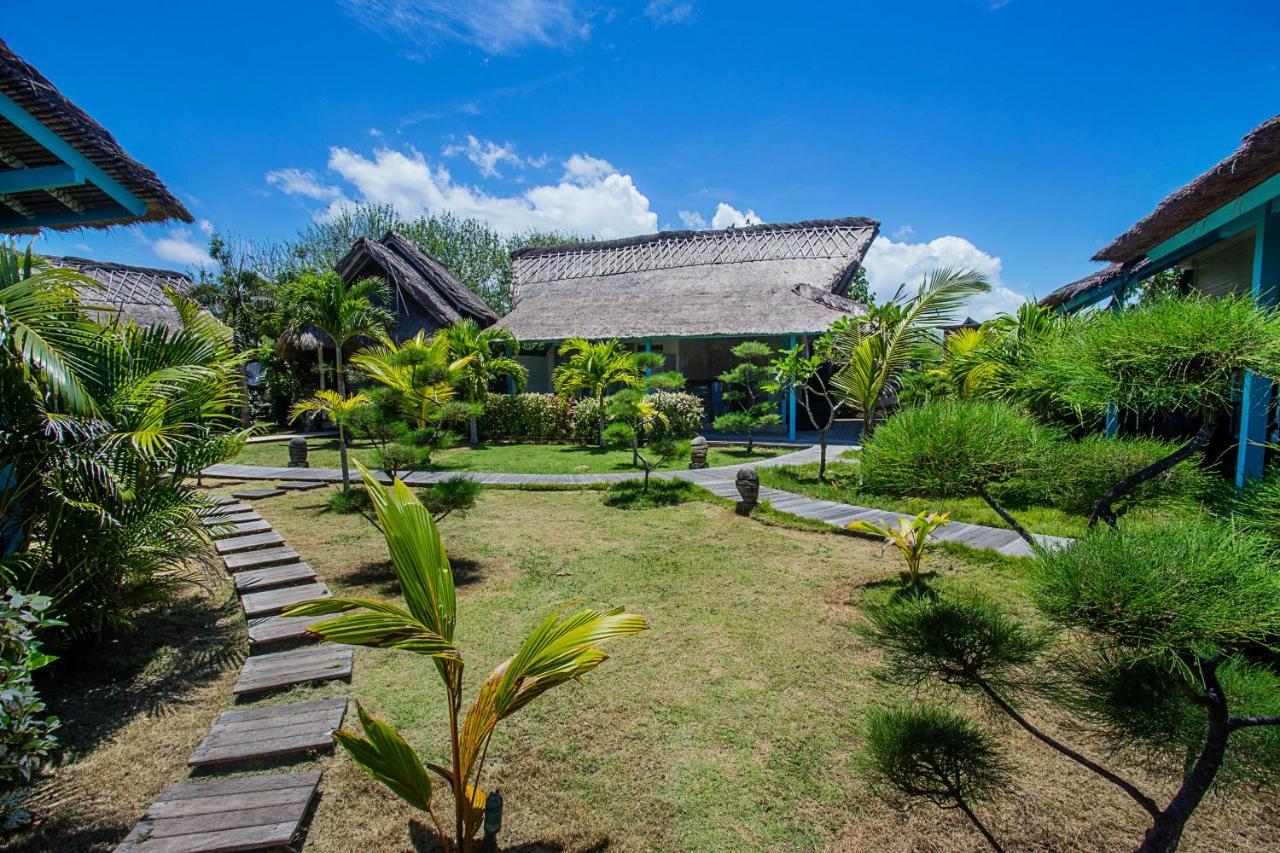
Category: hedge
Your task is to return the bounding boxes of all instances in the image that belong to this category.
[478,391,704,444]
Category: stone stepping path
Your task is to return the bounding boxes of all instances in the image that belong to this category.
[241,582,330,618]
[188,699,347,768]
[201,512,260,528]
[233,562,318,592]
[277,481,326,492]
[248,614,322,648]
[233,645,353,696]
[210,519,273,538]
[199,502,254,518]
[214,531,286,556]
[224,546,300,572]
[115,770,322,853]
[231,486,286,500]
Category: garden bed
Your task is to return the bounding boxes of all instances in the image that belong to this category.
[20,486,1278,852]
[231,437,783,475]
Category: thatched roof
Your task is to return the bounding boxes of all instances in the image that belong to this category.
[1095,115,1280,264]
[0,38,192,232]
[1040,259,1154,311]
[336,230,497,328]
[499,217,878,341]
[48,255,192,328]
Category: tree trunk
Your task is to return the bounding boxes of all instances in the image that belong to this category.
[818,428,828,481]
[335,341,346,399]
[469,415,479,446]
[597,399,606,448]
[746,429,754,453]
[631,433,639,467]
[975,484,1036,547]
[338,425,351,496]
[1090,409,1217,529]
[954,795,1004,853]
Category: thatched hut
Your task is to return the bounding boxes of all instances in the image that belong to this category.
[1039,114,1280,483]
[336,230,497,339]
[497,217,879,438]
[0,37,190,232]
[46,255,194,328]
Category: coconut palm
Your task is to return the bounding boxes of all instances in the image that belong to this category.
[831,267,990,440]
[291,390,371,495]
[441,320,527,444]
[284,271,392,398]
[285,463,647,852]
[552,338,642,446]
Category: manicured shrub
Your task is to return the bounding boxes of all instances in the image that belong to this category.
[1234,465,1280,549]
[0,590,60,830]
[416,477,481,522]
[479,392,574,441]
[1038,435,1214,515]
[647,390,703,439]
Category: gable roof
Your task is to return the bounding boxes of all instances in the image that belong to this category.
[336,230,497,328]
[1095,114,1280,264]
[499,217,879,341]
[48,255,193,328]
[0,38,192,232]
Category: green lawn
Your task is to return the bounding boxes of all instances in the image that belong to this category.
[757,459,1093,538]
[232,437,783,474]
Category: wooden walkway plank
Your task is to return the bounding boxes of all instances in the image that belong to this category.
[276,481,326,492]
[188,699,347,767]
[247,615,321,647]
[231,487,286,500]
[233,562,317,592]
[233,646,352,696]
[215,532,286,556]
[223,547,300,572]
[201,512,261,528]
[210,520,273,539]
[114,770,321,852]
[240,582,330,618]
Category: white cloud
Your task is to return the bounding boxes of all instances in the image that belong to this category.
[442,135,533,178]
[677,210,706,229]
[646,0,694,25]
[198,219,214,235]
[892,224,915,239]
[862,234,1027,320]
[711,202,763,229]
[150,227,213,268]
[265,168,346,201]
[274,145,657,239]
[339,0,591,55]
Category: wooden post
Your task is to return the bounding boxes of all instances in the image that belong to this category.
[1236,205,1280,486]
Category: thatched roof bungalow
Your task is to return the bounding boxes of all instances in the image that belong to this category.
[1040,113,1280,484]
[47,255,193,328]
[336,230,497,340]
[0,38,190,232]
[498,217,878,438]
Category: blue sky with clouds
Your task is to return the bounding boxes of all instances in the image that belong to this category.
[10,1,1279,317]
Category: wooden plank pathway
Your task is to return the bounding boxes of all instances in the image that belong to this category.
[115,771,322,853]
[188,699,347,768]
[277,481,326,492]
[233,645,353,696]
[120,493,352,852]
[231,486,286,500]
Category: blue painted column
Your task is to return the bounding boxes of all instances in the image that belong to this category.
[1105,289,1125,438]
[644,338,652,382]
[1236,204,1280,486]
[787,334,797,442]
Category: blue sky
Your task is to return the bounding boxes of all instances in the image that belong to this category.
[10,1,1279,317]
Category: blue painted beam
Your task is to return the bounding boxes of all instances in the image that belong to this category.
[0,164,83,194]
[0,91,147,218]
[0,203,133,231]
[787,334,797,442]
[1236,206,1280,486]
[1146,172,1280,264]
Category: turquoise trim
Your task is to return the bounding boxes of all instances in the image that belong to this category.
[0,91,147,218]
[1146,172,1280,264]
[1235,207,1280,486]
[787,334,797,441]
[0,164,83,194]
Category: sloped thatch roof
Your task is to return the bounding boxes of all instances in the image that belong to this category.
[0,38,192,232]
[499,217,878,341]
[1095,115,1280,264]
[48,255,192,328]
[336,230,497,328]
[1040,259,1154,310]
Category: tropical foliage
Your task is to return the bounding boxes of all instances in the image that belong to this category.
[712,340,780,451]
[291,389,371,495]
[769,332,845,478]
[553,338,643,446]
[284,464,646,852]
[440,319,526,444]
[281,270,392,400]
[0,589,61,830]
[847,510,950,588]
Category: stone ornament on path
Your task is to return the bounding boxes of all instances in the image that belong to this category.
[735,466,759,515]
[288,436,309,468]
[689,435,709,469]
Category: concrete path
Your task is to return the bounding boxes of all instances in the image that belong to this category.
[203,444,1072,558]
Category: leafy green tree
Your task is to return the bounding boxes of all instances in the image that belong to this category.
[768,333,845,478]
[284,464,646,852]
[940,302,1067,420]
[1022,294,1280,527]
[441,320,526,445]
[604,352,684,466]
[290,390,370,496]
[282,271,392,402]
[831,267,990,440]
[862,516,1280,853]
[553,338,643,447]
[713,341,781,451]
[844,264,875,307]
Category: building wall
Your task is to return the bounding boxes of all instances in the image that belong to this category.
[1186,228,1255,298]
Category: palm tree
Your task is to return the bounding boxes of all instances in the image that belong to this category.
[831,267,990,440]
[284,463,647,853]
[552,338,642,447]
[351,331,469,428]
[285,271,392,399]
[291,390,370,495]
[441,320,527,444]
